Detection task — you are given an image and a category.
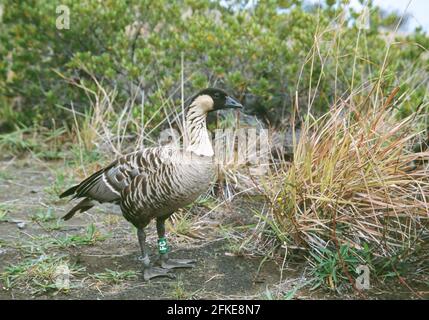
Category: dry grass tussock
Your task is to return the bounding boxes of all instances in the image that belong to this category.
[265,88,429,257]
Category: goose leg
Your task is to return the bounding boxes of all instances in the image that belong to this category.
[137,228,174,280]
[156,217,196,269]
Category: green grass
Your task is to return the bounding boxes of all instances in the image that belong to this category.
[44,170,76,201]
[191,196,218,210]
[51,224,107,248]
[70,145,104,166]
[223,241,244,256]
[0,126,66,159]
[0,254,84,295]
[18,224,107,254]
[0,127,40,154]
[308,244,368,293]
[0,210,9,222]
[168,275,204,300]
[264,280,311,300]
[31,207,56,223]
[35,149,66,161]
[306,240,429,295]
[0,203,12,222]
[92,269,138,285]
[43,219,66,231]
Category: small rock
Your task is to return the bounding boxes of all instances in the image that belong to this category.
[17,222,26,229]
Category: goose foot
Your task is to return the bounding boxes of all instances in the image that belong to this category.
[137,229,175,281]
[155,220,196,269]
[143,266,175,281]
[159,257,196,269]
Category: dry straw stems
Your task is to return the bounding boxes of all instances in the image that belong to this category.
[267,88,429,257]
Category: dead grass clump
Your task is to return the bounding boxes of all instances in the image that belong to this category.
[266,91,429,257]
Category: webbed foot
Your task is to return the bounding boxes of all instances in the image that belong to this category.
[159,257,196,269]
[143,266,175,281]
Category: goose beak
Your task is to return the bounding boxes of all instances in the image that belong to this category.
[225,96,243,109]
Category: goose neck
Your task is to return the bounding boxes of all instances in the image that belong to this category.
[184,107,214,157]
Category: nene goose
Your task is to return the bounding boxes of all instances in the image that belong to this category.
[60,88,243,280]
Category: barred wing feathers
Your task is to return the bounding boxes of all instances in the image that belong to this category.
[60,148,166,219]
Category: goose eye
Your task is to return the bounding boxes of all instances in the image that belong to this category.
[214,93,220,99]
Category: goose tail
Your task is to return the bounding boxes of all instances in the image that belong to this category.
[62,198,95,221]
[59,184,79,199]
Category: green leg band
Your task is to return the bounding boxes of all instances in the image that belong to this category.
[158,237,168,254]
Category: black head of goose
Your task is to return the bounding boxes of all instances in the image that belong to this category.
[60,88,243,280]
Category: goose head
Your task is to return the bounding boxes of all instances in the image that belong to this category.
[188,88,243,115]
[185,88,242,157]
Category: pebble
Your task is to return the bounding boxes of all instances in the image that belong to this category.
[17,222,26,229]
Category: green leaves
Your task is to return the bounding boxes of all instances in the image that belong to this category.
[1,0,427,129]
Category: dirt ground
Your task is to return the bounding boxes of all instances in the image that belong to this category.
[0,158,426,300]
[0,157,290,300]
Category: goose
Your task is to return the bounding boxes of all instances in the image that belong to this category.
[60,88,243,280]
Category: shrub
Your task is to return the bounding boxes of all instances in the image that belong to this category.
[1,0,428,131]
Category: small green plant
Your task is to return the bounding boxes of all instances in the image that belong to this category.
[263,280,311,300]
[219,218,278,258]
[0,126,66,157]
[219,224,254,256]
[44,219,65,231]
[192,196,218,210]
[283,282,308,300]
[264,288,275,300]
[44,170,75,200]
[70,145,103,166]
[171,276,189,299]
[0,203,14,222]
[46,173,66,197]
[308,244,366,292]
[224,241,243,256]
[53,224,107,248]
[0,127,40,154]
[31,207,56,223]
[20,224,107,252]
[92,269,137,285]
[0,208,9,222]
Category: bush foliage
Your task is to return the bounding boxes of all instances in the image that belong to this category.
[1,0,428,131]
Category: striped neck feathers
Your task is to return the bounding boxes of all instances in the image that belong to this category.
[185,95,214,157]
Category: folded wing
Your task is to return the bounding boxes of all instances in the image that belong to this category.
[60,148,162,219]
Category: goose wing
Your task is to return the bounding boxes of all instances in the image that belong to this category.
[60,148,164,203]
